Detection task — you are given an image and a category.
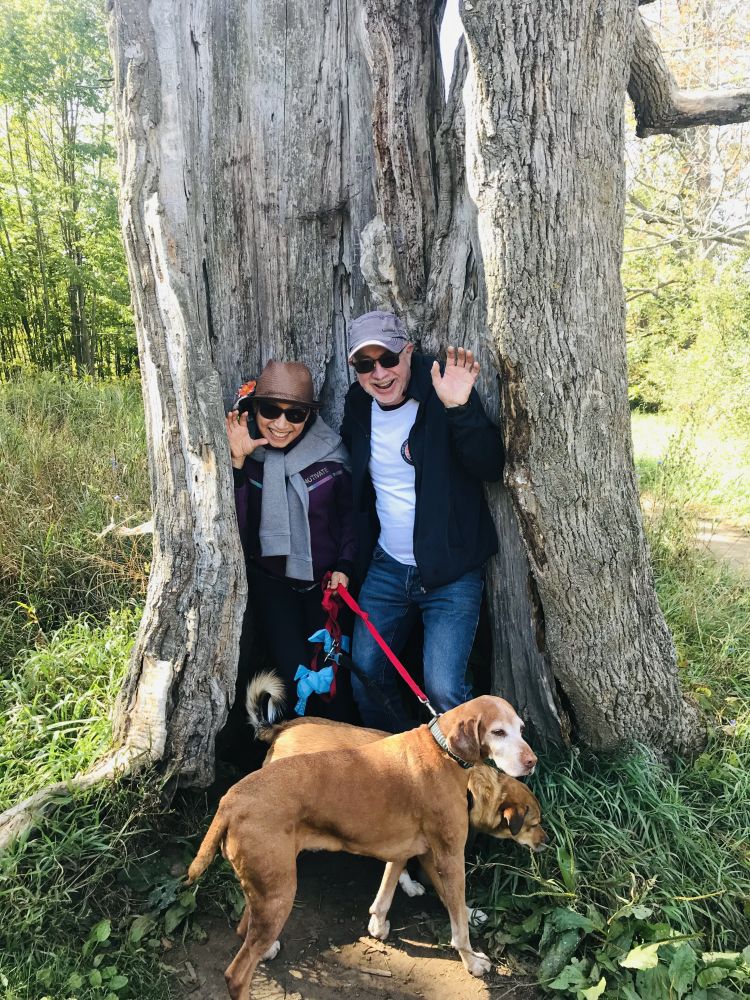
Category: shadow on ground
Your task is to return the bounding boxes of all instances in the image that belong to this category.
[179,851,538,1000]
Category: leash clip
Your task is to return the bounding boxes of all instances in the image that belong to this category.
[420,697,439,719]
[323,638,341,665]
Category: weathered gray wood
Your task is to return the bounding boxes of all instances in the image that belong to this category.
[107,0,246,785]
[204,0,376,423]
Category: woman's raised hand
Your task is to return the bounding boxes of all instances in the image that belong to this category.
[225,411,268,468]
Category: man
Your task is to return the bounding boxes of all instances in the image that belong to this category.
[340,310,504,731]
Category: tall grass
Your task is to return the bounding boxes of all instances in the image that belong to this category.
[0,372,151,665]
[476,431,750,996]
[0,611,175,1000]
[0,608,140,811]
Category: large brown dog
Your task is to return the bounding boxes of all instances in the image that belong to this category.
[249,689,547,852]
[188,695,537,998]
[247,689,547,941]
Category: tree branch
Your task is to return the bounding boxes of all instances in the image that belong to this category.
[629,13,750,138]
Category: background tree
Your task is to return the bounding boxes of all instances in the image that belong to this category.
[0,0,135,376]
[624,2,750,435]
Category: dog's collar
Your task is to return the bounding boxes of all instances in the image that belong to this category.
[428,717,474,770]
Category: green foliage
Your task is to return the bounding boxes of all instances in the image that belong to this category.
[475,731,750,997]
[623,91,750,447]
[0,0,134,377]
[0,609,139,811]
[626,247,750,442]
[475,439,750,997]
[0,372,150,664]
[0,612,171,1000]
[632,413,750,526]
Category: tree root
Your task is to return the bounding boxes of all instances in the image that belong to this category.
[0,744,152,852]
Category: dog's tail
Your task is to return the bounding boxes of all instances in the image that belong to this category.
[245,669,287,743]
[187,808,228,884]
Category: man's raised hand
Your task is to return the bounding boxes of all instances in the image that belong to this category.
[430,346,480,408]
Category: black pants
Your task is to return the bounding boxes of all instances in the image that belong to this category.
[243,563,357,723]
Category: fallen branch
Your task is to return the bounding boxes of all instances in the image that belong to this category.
[97,517,154,539]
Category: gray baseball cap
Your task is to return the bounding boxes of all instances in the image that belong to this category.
[347,311,409,361]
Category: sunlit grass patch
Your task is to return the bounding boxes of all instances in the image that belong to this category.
[0,372,151,664]
[0,608,140,812]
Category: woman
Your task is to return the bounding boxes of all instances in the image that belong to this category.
[226,360,355,722]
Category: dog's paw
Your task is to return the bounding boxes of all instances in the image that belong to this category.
[462,949,491,978]
[367,913,390,941]
[467,906,488,928]
[398,871,426,897]
[261,940,281,961]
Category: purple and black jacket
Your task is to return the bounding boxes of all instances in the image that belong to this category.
[233,458,356,588]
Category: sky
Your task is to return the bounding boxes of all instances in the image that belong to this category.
[440,0,463,95]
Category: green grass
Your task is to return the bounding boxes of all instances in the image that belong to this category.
[475,432,750,996]
[0,611,174,1000]
[1,374,749,999]
[0,609,140,812]
[0,371,151,666]
[631,411,750,526]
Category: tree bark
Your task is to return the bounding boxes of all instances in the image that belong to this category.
[107,0,246,786]
[459,0,703,752]
[422,39,563,747]
[97,0,750,789]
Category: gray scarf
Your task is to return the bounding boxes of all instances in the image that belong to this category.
[254,417,350,581]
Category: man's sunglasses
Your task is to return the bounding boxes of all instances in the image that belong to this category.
[256,400,310,424]
[351,349,403,375]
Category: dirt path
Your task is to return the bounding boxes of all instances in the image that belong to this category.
[641,499,750,575]
[179,852,537,1000]
[694,517,750,574]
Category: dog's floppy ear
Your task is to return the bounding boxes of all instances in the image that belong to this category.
[446,716,484,762]
[502,804,528,837]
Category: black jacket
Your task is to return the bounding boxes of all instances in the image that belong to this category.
[340,352,504,589]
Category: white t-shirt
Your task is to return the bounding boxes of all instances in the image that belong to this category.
[369,398,419,566]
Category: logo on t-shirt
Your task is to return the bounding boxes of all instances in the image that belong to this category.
[400,439,414,466]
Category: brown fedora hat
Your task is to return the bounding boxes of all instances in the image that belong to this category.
[253,360,321,408]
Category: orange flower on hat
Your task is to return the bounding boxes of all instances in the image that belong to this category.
[237,380,256,399]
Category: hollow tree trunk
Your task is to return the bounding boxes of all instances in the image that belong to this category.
[103,0,722,788]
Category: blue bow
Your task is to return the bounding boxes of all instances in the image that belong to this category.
[307,628,351,663]
[294,664,335,716]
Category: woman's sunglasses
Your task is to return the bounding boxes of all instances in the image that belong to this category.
[351,349,403,375]
[256,400,310,424]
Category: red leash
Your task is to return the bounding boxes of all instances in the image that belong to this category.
[324,580,437,717]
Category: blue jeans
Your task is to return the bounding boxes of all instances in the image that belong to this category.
[351,545,484,732]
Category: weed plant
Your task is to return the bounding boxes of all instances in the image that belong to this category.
[0,372,150,666]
